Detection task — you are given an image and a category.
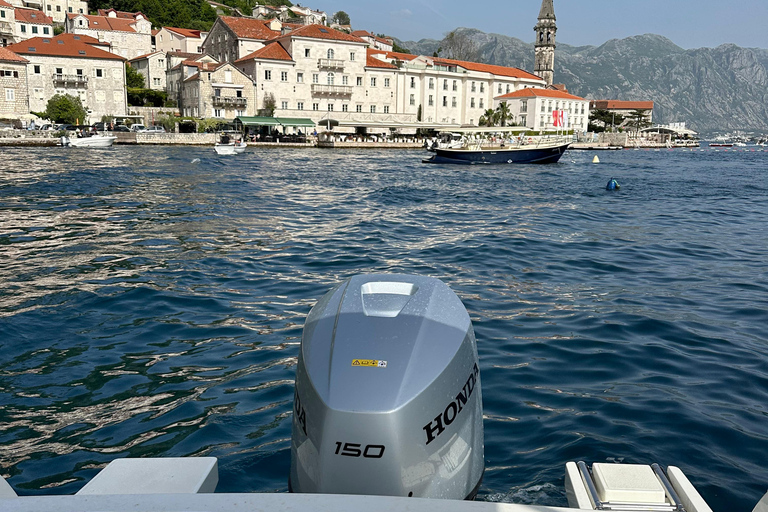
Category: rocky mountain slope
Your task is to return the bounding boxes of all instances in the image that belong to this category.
[399,29,768,134]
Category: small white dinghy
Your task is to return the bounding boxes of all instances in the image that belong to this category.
[61,135,117,148]
[213,141,247,155]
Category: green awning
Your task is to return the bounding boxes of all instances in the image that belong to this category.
[235,116,281,127]
[276,117,315,128]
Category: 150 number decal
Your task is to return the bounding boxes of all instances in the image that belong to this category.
[334,442,385,458]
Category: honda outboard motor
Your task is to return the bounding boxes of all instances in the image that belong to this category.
[290,274,483,499]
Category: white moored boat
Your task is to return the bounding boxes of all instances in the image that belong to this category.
[61,135,117,148]
[214,141,247,155]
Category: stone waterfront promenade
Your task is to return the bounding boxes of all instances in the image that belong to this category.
[0,131,425,148]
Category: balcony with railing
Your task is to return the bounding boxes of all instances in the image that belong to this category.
[317,58,345,70]
[0,20,14,36]
[211,96,247,107]
[311,84,352,96]
[53,74,88,87]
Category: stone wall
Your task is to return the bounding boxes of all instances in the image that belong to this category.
[134,132,218,144]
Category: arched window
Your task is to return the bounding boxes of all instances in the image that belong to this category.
[327,72,335,85]
[547,32,551,43]
[327,49,334,60]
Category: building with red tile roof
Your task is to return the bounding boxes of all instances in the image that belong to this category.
[0,45,29,119]
[177,61,256,119]
[492,86,590,132]
[589,100,654,126]
[154,26,209,54]
[66,10,152,59]
[11,7,53,43]
[0,1,16,47]
[352,30,393,51]
[8,34,127,122]
[128,50,168,91]
[202,16,282,63]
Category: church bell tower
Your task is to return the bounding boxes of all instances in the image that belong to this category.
[534,0,557,87]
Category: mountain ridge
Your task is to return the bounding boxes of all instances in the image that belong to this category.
[397,30,768,134]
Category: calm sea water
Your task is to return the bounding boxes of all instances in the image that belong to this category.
[1,145,766,510]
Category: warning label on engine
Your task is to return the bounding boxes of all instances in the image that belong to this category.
[352,359,387,368]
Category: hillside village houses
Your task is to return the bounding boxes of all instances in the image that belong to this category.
[0,2,54,46]
[350,30,393,52]
[0,0,598,134]
[65,8,152,59]
[252,4,326,26]
[2,0,87,24]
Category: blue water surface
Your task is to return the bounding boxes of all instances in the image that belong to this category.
[0,145,766,510]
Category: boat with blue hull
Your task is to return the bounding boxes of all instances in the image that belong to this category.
[422,127,571,165]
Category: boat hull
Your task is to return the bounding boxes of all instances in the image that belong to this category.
[214,142,247,155]
[423,142,570,164]
[65,136,117,148]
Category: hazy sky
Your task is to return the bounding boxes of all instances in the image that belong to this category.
[316,0,768,50]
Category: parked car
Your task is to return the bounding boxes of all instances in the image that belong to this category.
[130,124,146,132]
[140,125,166,133]
[92,122,108,131]
[113,125,130,132]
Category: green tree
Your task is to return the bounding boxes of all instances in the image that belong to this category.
[261,93,276,117]
[479,108,496,127]
[331,10,350,26]
[589,108,624,132]
[155,113,177,132]
[626,109,652,135]
[495,101,511,126]
[125,64,145,88]
[392,42,410,54]
[40,94,88,124]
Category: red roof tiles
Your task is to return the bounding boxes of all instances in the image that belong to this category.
[68,13,139,33]
[495,88,586,101]
[0,0,14,8]
[14,8,53,25]
[366,48,398,69]
[590,100,654,110]
[165,27,204,39]
[7,34,125,60]
[434,57,541,80]
[235,41,293,63]
[219,16,280,40]
[379,50,418,62]
[282,24,366,44]
[0,46,28,63]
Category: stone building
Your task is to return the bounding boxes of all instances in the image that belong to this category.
[166,53,217,107]
[13,7,53,42]
[129,50,166,90]
[228,23,547,134]
[202,16,281,64]
[154,27,207,54]
[494,88,590,133]
[0,45,28,118]
[66,10,152,59]
[8,34,127,122]
[534,0,556,87]
[1,0,16,46]
[178,61,256,119]
[3,0,86,24]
